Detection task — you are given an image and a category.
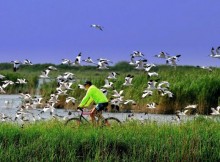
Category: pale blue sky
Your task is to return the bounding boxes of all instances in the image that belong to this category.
[0,0,220,66]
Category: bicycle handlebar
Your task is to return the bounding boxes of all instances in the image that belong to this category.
[77,107,83,112]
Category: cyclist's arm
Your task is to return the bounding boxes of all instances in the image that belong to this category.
[84,97,94,107]
[78,89,92,107]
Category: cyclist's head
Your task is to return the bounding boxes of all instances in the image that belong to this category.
[84,80,92,89]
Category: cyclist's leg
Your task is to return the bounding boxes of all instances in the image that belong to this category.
[90,107,97,124]
[91,102,108,125]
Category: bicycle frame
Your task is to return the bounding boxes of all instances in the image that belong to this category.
[65,108,121,127]
[77,109,90,123]
[77,108,106,124]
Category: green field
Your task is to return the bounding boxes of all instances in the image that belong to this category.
[0,62,220,114]
[0,117,219,161]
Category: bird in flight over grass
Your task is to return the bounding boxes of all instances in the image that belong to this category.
[71,52,82,66]
[23,59,33,65]
[185,104,198,109]
[196,66,212,72]
[146,102,158,109]
[210,106,220,115]
[11,60,22,72]
[82,57,97,65]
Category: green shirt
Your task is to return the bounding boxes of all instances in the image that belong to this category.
[79,85,108,107]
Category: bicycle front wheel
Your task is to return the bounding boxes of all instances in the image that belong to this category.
[104,117,121,126]
[65,117,82,128]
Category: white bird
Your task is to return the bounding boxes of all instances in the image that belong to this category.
[2,80,14,88]
[97,88,107,96]
[147,72,159,77]
[157,81,170,89]
[33,97,43,105]
[131,51,145,58]
[11,60,22,72]
[102,79,114,89]
[196,66,212,72]
[110,97,124,109]
[40,103,56,115]
[65,97,76,104]
[209,46,220,58]
[210,107,220,115]
[39,69,51,79]
[71,53,82,66]
[16,78,28,84]
[61,59,72,65]
[146,102,158,109]
[135,59,148,70]
[0,74,5,79]
[142,90,153,98]
[123,74,134,86]
[48,94,59,103]
[166,55,181,66]
[147,79,159,90]
[97,60,109,69]
[90,24,103,31]
[19,93,33,103]
[107,72,119,80]
[112,89,123,98]
[185,104,198,109]
[39,66,57,78]
[172,114,180,122]
[78,84,85,90]
[56,88,68,95]
[0,86,6,94]
[57,72,75,83]
[159,90,173,98]
[129,56,137,66]
[144,63,156,72]
[48,66,57,71]
[97,58,113,64]
[82,57,97,65]
[176,110,188,116]
[23,59,33,65]
[124,99,136,105]
[154,51,170,59]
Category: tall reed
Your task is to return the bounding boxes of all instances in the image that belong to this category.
[0,118,219,161]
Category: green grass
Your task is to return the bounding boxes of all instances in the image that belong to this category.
[1,62,220,114]
[0,118,219,161]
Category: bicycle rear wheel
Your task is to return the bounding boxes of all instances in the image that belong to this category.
[65,117,81,128]
[104,117,121,126]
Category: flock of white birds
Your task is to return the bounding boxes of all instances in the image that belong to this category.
[0,25,220,123]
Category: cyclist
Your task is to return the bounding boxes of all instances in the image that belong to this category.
[77,81,108,124]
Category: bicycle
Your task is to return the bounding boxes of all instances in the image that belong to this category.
[65,108,121,127]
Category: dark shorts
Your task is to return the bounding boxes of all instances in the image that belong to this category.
[95,102,108,111]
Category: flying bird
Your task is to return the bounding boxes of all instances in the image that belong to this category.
[11,60,22,72]
[123,74,134,86]
[131,51,145,58]
[82,57,97,65]
[90,24,103,31]
[23,59,33,65]
[154,51,170,59]
[209,46,220,58]
[196,66,212,72]
[107,72,119,80]
[71,53,82,66]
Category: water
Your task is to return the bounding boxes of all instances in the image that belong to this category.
[0,94,203,123]
[0,94,22,109]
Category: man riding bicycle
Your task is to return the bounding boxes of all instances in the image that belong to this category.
[77,81,108,124]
